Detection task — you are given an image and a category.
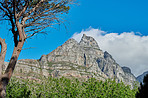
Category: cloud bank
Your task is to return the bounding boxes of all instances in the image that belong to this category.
[72,27,148,77]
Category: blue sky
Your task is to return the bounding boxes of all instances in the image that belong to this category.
[68,0,147,33]
[1,0,148,76]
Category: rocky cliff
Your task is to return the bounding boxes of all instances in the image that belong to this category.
[3,34,136,87]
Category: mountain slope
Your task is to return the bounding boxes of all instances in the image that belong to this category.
[3,34,136,87]
[39,34,136,86]
[136,71,148,83]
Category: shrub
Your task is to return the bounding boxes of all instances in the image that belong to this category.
[6,77,138,98]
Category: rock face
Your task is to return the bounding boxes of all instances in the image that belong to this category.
[79,34,99,49]
[122,67,131,73]
[3,34,136,87]
[136,71,148,83]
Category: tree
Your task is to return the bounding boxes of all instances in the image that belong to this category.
[136,74,148,98]
[0,0,74,97]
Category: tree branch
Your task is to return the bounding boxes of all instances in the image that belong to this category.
[26,0,45,17]
[0,3,10,18]
[17,1,29,19]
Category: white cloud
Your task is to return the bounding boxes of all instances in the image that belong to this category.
[72,27,148,77]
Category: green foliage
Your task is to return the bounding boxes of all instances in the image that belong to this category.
[6,77,138,98]
[6,79,31,98]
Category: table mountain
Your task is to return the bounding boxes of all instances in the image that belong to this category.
[3,34,136,87]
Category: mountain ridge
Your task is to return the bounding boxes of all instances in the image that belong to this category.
[3,34,137,88]
[136,71,148,83]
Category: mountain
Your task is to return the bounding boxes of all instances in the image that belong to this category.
[136,71,148,83]
[3,34,136,87]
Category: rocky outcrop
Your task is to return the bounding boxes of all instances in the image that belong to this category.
[97,51,136,86]
[39,34,136,87]
[3,34,136,88]
[122,67,131,73]
[79,34,99,49]
[38,34,107,80]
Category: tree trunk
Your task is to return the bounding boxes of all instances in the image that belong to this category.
[0,38,7,76]
[0,38,7,98]
[0,42,25,98]
[0,22,25,97]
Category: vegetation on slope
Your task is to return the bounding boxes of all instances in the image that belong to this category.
[6,77,138,98]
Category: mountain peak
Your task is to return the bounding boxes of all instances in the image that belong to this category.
[104,51,112,58]
[7,34,136,89]
[79,34,99,49]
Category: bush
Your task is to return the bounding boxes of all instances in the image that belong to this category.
[6,78,31,98]
[6,77,138,98]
